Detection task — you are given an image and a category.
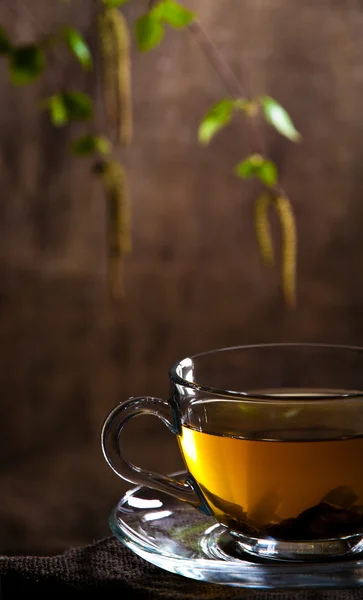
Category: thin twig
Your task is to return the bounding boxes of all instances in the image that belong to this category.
[188,21,245,99]
[3,0,46,34]
[18,1,43,31]
[188,18,266,157]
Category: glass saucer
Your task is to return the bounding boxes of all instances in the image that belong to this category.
[109,471,363,589]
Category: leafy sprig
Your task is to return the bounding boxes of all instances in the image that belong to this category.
[197,92,300,306]
[0,0,301,306]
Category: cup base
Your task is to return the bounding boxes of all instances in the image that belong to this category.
[232,532,363,562]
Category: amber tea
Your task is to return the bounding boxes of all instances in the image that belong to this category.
[102,344,363,560]
[179,424,363,541]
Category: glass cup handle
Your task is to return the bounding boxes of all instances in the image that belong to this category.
[101,396,208,511]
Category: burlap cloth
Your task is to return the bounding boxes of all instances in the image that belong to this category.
[0,536,362,599]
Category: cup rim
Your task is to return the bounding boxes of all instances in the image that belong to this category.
[169,342,363,402]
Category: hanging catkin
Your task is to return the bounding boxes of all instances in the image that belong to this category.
[254,193,274,266]
[100,160,131,299]
[98,10,118,124]
[98,8,133,145]
[274,195,297,308]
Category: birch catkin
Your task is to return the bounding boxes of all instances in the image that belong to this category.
[98,10,118,123]
[101,160,131,299]
[274,196,297,308]
[255,193,274,266]
[98,8,133,145]
[98,7,133,298]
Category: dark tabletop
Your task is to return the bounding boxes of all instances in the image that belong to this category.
[0,536,363,599]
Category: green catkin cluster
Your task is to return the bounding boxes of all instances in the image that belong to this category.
[255,193,297,307]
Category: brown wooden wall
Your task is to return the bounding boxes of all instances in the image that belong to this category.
[1,0,363,553]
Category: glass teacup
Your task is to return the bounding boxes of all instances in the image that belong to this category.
[101,344,363,562]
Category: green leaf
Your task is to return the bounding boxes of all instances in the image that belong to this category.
[62,27,92,71]
[259,96,301,142]
[257,159,278,187]
[9,45,45,85]
[152,0,194,28]
[62,91,93,120]
[235,154,263,178]
[198,99,235,145]
[102,0,129,6]
[71,134,112,156]
[235,154,278,187]
[135,14,165,51]
[42,92,93,125]
[0,27,10,55]
[45,95,68,126]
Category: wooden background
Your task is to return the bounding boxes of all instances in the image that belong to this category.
[1,0,363,553]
